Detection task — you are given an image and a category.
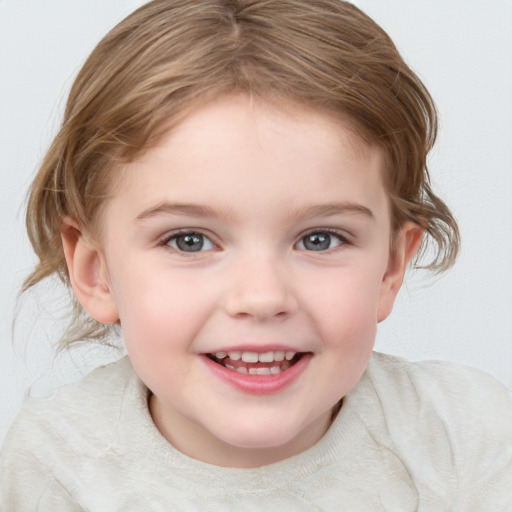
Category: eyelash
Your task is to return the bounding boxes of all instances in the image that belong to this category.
[159,230,217,254]
[295,228,350,252]
[158,228,350,254]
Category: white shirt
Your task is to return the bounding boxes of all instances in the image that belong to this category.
[1,352,511,511]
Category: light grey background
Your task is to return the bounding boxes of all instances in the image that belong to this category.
[1,0,511,447]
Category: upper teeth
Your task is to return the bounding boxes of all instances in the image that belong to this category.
[214,350,296,363]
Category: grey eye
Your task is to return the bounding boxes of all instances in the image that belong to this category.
[168,233,214,252]
[297,232,342,251]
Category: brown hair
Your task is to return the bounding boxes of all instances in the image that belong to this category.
[24,0,460,347]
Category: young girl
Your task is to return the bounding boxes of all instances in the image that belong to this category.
[1,0,511,509]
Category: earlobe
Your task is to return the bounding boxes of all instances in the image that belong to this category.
[60,218,119,324]
[377,222,423,322]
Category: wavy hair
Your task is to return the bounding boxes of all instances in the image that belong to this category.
[23,0,460,347]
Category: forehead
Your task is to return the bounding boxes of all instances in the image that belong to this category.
[105,95,388,226]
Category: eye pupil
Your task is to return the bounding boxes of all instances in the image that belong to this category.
[176,234,204,252]
[304,233,331,251]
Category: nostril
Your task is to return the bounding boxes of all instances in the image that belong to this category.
[223,272,298,321]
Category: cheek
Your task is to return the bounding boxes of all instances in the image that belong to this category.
[110,264,214,351]
[305,265,384,345]
[113,278,196,387]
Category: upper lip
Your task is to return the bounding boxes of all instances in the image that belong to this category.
[201,345,306,354]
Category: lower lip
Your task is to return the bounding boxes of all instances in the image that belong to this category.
[202,354,311,395]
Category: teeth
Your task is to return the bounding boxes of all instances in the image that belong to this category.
[241,352,259,363]
[258,351,274,363]
[249,367,272,375]
[274,351,285,361]
[229,365,283,375]
[215,350,298,363]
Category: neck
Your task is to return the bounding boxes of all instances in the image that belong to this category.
[149,394,339,468]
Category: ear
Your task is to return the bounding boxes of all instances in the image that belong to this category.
[60,217,119,324]
[377,222,423,322]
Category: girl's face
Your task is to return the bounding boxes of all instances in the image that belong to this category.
[89,96,415,467]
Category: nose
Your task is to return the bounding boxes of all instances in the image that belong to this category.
[224,254,298,321]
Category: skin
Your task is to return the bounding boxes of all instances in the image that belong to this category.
[62,95,421,468]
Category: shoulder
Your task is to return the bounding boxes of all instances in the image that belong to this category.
[0,356,149,508]
[358,352,512,504]
[364,351,512,438]
[366,351,512,417]
[1,356,143,467]
[17,356,137,427]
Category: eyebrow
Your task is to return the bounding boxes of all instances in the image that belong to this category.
[136,201,374,221]
[293,202,374,220]
[136,202,232,221]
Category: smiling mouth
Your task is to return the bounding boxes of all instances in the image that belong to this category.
[206,350,305,375]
